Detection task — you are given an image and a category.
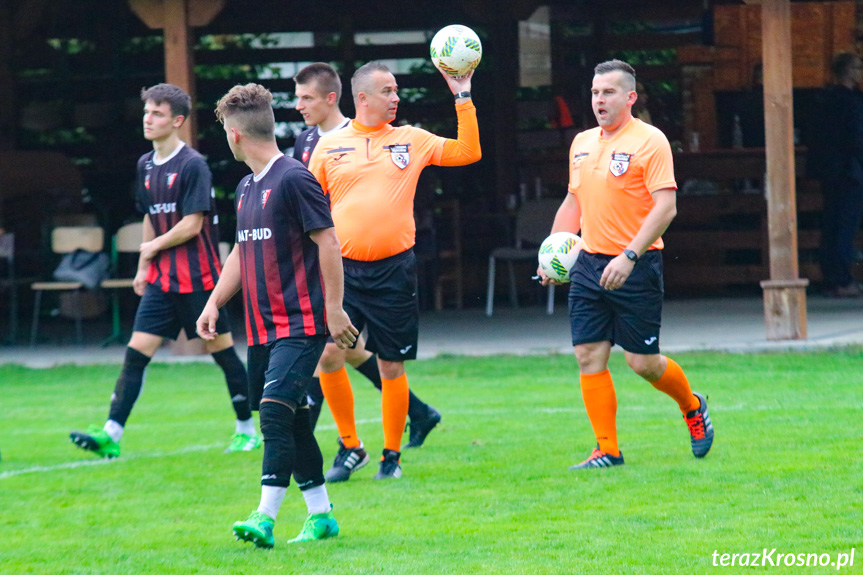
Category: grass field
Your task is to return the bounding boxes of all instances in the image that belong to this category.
[0,351,861,574]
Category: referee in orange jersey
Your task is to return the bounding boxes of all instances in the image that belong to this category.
[539,60,714,469]
[309,61,480,480]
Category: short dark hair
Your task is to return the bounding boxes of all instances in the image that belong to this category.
[351,61,392,100]
[295,62,342,101]
[214,83,275,141]
[140,83,191,118]
[832,52,860,81]
[594,59,637,92]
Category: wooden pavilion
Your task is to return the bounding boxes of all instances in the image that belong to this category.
[2,0,861,341]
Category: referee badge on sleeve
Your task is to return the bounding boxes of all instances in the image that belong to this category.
[389,144,410,169]
[609,152,632,177]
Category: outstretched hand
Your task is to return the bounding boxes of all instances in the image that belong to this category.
[440,68,473,95]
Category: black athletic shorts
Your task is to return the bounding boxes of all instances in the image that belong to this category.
[132,282,231,340]
[247,335,327,411]
[341,249,419,361]
[568,250,663,354]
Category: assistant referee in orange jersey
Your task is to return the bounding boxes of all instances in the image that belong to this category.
[309,62,480,480]
[539,60,714,469]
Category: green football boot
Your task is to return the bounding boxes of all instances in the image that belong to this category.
[287,507,339,543]
[232,510,275,549]
[70,425,120,459]
[224,432,262,453]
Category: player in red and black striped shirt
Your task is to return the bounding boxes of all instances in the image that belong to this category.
[70,84,258,460]
[199,83,357,548]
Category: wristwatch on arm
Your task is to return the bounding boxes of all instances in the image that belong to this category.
[623,249,639,263]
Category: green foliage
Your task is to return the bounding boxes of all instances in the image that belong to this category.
[121,36,163,54]
[611,49,677,67]
[0,351,860,574]
[47,38,97,55]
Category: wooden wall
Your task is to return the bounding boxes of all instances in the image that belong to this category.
[713,1,856,91]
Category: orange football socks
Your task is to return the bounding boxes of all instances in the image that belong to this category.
[381,373,409,453]
[318,366,360,449]
[650,357,700,414]
[580,370,619,457]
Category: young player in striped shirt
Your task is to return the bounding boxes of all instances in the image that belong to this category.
[70,83,257,459]
[199,83,358,547]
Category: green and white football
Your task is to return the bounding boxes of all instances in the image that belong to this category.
[430,25,482,78]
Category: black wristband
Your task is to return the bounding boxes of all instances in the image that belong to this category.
[454,91,471,100]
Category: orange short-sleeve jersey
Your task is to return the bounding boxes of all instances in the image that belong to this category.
[568,118,677,255]
[308,121,446,261]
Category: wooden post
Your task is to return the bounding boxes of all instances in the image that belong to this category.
[128,0,226,148]
[163,0,196,146]
[756,0,808,340]
[128,0,225,355]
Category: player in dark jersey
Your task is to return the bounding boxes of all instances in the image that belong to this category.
[200,83,357,548]
[70,84,258,459]
[293,63,442,448]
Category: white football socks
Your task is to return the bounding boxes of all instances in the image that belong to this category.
[302,484,331,515]
[257,485,287,521]
[103,420,124,443]
[236,417,256,436]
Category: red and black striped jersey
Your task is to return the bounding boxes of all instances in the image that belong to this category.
[234,154,334,345]
[135,143,222,293]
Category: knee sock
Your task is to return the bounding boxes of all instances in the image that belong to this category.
[381,373,409,453]
[258,485,286,521]
[306,377,325,432]
[650,357,699,414]
[212,347,252,422]
[356,355,430,422]
[580,370,619,457]
[259,401,296,490]
[318,367,359,448]
[107,347,151,428]
[301,484,331,515]
[292,407,326,495]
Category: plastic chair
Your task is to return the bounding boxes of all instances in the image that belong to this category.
[30,226,104,345]
[101,222,143,345]
[485,199,560,316]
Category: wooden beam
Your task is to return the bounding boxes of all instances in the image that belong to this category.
[128,0,225,147]
[129,0,225,28]
[758,0,808,340]
[162,0,196,146]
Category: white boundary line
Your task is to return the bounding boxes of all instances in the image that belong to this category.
[0,418,383,481]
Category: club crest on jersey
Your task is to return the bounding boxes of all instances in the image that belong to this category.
[261,189,272,208]
[166,173,178,188]
[237,192,245,211]
[389,144,410,169]
[609,153,632,177]
[302,147,311,164]
[144,174,150,190]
